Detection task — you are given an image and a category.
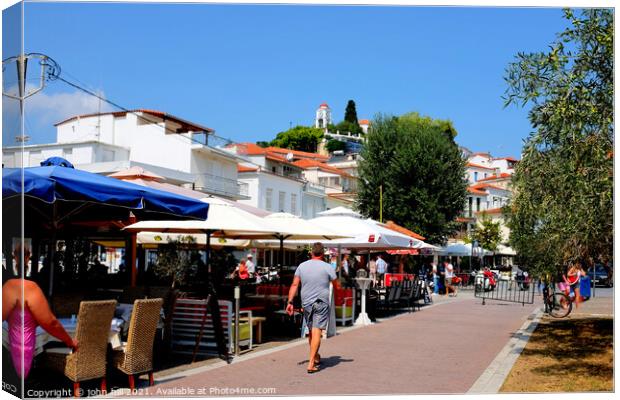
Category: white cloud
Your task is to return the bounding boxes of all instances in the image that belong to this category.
[24,88,115,129]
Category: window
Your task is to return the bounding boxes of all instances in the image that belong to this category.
[474,171,478,182]
[476,198,481,212]
[278,191,286,212]
[291,194,297,215]
[468,197,473,217]
[265,188,273,211]
[333,177,340,186]
[63,148,73,161]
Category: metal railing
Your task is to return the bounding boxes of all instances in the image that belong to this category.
[474,276,536,306]
[194,173,247,198]
[304,182,326,195]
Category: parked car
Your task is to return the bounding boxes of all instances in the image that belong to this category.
[587,265,612,287]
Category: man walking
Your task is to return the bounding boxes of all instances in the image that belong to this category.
[286,242,338,373]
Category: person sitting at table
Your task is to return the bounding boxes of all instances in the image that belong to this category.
[2,243,77,379]
[232,258,250,281]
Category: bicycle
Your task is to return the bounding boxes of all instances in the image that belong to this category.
[542,281,572,318]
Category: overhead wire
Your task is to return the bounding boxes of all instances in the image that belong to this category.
[51,72,269,177]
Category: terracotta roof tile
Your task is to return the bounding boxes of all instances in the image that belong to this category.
[475,207,504,215]
[477,173,512,182]
[467,162,495,170]
[383,221,425,240]
[265,147,329,161]
[494,156,520,162]
[55,109,214,133]
[292,159,353,177]
[471,182,507,191]
[237,165,258,173]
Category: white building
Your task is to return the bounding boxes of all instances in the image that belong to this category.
[457,151,519,244]
[292,158,358,210]
[2,109,248,200]
[227,143,327,218]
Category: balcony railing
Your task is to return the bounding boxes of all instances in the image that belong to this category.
[304,182,326,196]
[194,173,248,199]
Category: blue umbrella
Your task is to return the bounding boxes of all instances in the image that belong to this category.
[3,157,210,295]
[3,159,209,220]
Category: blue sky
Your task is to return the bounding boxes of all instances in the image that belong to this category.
[6,3,571,157]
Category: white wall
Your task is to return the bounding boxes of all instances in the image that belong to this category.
[468,154,491,166]
[467,167,492,184]
[2,142,129,168]
[237,171,328,217]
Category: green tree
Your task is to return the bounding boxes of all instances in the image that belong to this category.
[356,113,467,244]
[269,125,324,152]
[469,213,503,252]
[325,138,347,152]
[154,236,200,288]
[504,9,613,276]
[334,120,363,135]
[344,100,360,124]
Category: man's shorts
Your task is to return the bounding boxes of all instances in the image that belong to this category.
[303,300,330,330]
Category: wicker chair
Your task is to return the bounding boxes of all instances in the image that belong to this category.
[45,300,116,396]
[113,298,163,390]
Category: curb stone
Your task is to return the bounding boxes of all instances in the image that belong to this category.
[467,306,543,394]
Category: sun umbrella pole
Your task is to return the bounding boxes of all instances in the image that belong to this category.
[47,204,58,298]
[337,245,342,279]
[205,230,212,293]
[279,236,285,294]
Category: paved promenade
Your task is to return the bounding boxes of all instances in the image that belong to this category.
[138,292,539,396]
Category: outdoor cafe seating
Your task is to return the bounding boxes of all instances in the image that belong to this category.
[2,296,167,395]
[334,287,355,326]
[44,300,117,395]
[113,298,163,390]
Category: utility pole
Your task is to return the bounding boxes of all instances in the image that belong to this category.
[2,53,60,143]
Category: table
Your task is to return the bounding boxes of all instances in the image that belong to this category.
[245,294,287,301]
[2,318,123,356]
[240,306,266,315]
[116,302,165,336]
[239,316,266,344]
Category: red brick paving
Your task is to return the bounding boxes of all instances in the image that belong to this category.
[142,297,537,396]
